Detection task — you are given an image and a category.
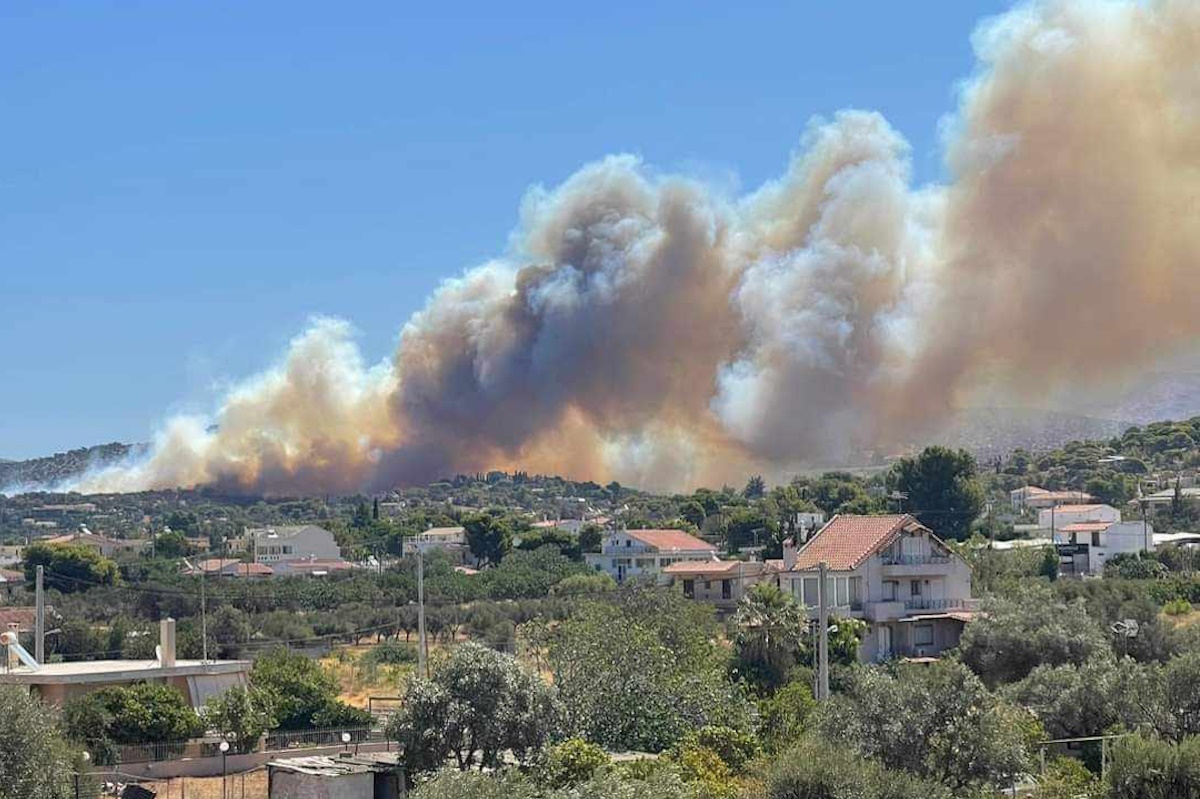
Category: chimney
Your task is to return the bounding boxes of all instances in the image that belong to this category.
[159,618,176,667]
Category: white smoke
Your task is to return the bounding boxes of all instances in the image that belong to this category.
[69,0,1200,495]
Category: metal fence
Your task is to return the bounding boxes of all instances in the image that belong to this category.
[104,727,381,766]
[77,768,268,799]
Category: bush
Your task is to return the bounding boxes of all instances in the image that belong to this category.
[65,683,204,764]
[1106,734,1200,798]
[538,739,610,789]
[677,725,760,775]
[363,640,418,665]
[761,736,952,799]
[202,687,275,753]
[0,686,83,799]
[311,701,374,730]
[1164,598,1192,616]
[251,648,342,729]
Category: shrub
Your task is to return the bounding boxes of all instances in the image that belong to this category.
[538,739,610,789]
[202,687,276,753]
[363,640,418,665]
[677,725,760,774]
[1164,598,1191,616]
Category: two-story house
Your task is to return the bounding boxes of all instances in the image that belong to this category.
[245,525,341,565]
[1037,503,1120,531]
[662,559,777,608]
[586,529,717,584]
[780,514,977,663]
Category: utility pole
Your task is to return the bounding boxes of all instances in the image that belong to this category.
[417,541,428,679]
[816,561,830,702]
[200,556,208,664]
[35,565,45,664]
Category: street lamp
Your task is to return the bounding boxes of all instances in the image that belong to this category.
[219,739,230,799]
[75,751,89,799]
[341,731,352,754]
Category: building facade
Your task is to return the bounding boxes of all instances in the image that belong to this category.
[586,529,718,584]
[662,559,775,609]
[779,514,977,663]
[246,525,341,565]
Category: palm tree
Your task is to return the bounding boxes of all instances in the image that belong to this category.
[732,582,808,693]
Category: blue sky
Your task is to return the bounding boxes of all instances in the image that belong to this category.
[0,1,1012,459]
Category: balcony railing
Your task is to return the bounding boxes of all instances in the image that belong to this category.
[881,554,952,566]
[903,598,978,612]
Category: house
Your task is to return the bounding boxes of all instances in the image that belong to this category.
[184,559,275,578]
[0,568,26,600]
[1037,503,1121,531]
[272,558,355,577]
[1011,487,1097,511]
[0,618,249,707]
[245,525,340,565]
[268,753,404,799]
[1138,485,1200,508]
[663,559,776,608]
[402,527,473,566]
[585,529,718,584]
[43,531,148,559]
[0,606,49,635]
[0,544,24,567]
[779,515,978,663]
[1054,520,1153,575]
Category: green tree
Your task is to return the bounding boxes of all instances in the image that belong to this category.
[1106,734,1200,799]
[958,586,1110,686]
[538,588,752,752]
[816,660,1037,792]
[889,446,984,540]
[761,736,953,799]
[537,739,610,789]
[464,513,513,566]
[153,530,191,558]
[65,683,204,762]
[578,524,603,554]
[387,642,561,774]
[250,648,341,730]
[22,543,119,592]
[757,680,817,754]
[744,474,766,499]
[202,686,276,753]
[0,686,82,799]
[731,582,808,693]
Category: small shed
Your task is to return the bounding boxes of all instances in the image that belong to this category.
[267,752,404,799]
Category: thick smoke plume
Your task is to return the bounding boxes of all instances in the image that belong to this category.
[72,0,1200,495]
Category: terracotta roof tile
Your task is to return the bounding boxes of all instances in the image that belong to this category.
[791,514,916,571]
[625,529,716,552]
[1059,522,1111,533]
[662,559,761,576]
[1051,504,1108,513]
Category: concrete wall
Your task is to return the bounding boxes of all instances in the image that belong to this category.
[270,770,373,799]
[91,742,396,781]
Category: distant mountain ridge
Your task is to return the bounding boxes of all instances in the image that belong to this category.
[0,442,140,492]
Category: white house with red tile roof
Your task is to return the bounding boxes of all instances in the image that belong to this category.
[1039,502,1152,575]
[780,514,976,663]
[662,559,778,608]
[586,528,718,584]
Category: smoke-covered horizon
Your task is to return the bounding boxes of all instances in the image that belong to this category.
[61,0,1200,495]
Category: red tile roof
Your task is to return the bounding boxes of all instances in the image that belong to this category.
[662,559,759,576]
[1059,522,1111,533]
[625,529,716,552]
[1051,504,1108,514]
[0,607,38,631]
[791,514,917,571]
[0,568,25,583]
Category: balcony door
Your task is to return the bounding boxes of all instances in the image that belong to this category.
[878,625,893,659]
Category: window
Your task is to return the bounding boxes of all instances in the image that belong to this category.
[703,580,711,590]
[802,577,818,606]
[849,577,862,605]
[636,558,654,568]
[1092,531,1101,547]
[722,580,732,600]
[910,580,922,597]
[836,578,849,606]
[883,580,898,602]
[914,624,935,647]
[625,539,631,547]
[682,579,695,598]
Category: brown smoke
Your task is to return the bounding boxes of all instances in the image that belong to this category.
[70,0,1200,495]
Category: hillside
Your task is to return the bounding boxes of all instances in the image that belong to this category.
[0,442,140,491]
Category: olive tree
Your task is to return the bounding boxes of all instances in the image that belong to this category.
[0,686,81,799]
[387,642,561,774]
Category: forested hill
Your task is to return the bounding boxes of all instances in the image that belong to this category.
[0,443,137,490]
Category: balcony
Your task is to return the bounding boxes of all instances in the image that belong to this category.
[880,553,956,577]
[902,598,981,613]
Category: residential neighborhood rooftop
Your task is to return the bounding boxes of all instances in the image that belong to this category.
[625,529,716,551]
[791,514,917,571]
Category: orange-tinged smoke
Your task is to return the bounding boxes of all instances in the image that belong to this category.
[69,0,1200,495]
